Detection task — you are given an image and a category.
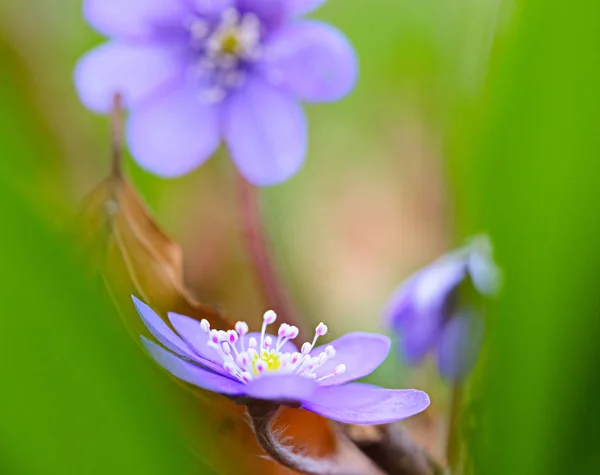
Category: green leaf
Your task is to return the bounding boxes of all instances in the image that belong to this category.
[456,0,600,473]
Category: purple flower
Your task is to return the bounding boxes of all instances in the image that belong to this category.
[133,297,430,425]
[384,235,499,381]
[75,0,357,186]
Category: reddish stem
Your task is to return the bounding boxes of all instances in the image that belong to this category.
[236,172,306,340]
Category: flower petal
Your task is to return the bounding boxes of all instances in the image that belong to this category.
[168,313,227,373]
[384,254,467,365]
[142,337,245,395]
[127,81,220,178]
[284,0,328,17]
[191,0,235,16]
[74,42,184,114]
[244,374,317,402]
[310,332,391,386]
[303,385,430,425]
[132,297,196,360]
[223,77,307,186]
[263,21,357,102]
[236,0,286,30]
[436,311,484,381]
[305,382,393,408]
[83,0,190,39]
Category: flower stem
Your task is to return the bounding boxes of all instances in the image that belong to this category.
[247,403,376,475]
[235,172,306,339]
[109,93,124,178]
[446,383,463,473]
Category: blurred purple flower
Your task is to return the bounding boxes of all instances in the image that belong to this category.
[384,235,499,381]
[134,297,430,425]
[75,0,357,186]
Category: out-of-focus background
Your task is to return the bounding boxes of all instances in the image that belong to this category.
[2,0,600,474]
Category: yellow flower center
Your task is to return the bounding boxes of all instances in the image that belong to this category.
[219,31,242,56]
[252,350,281,375]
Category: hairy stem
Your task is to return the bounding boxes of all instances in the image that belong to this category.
[446,384,463,473]
[236,173,306,339]
[345,424,443,475]
[248,403,380,475]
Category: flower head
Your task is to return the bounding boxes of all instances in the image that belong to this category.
[75,0,358,186]
[133,297,430,425]
[384,235,499,380]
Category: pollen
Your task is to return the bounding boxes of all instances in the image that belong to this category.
[253,350,281,374]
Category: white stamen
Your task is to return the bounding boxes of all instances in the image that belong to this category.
[201,313,347,385]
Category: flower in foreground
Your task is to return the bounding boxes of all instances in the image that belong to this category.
[133,297,430,425]
[75,0,357,186]
[384,235,499,381]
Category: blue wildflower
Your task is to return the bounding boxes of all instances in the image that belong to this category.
[134,297,430,425]
[384,235,499,381]
[75,0,358,186]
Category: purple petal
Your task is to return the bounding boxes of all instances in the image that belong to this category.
[384,254,467,365]
[311,332,391,386]
[142,337,244,395]
[167,313,227,373]
[84,0,190,39]
[284,0,328,17]
[74,42,183,114]
[242,332,299,354]
[303,385,430,425]
[127,81,220,178]
[407,255,467,315]
[191,0,234,16]
[236,0,286,30]
[223,77,307,186]
[263,21,357,102]
[244,374,317,402]
[132,297,196,360]
[305,382,393,408]
[437,311,484,381]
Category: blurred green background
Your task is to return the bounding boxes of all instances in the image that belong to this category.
[2,0,599,473]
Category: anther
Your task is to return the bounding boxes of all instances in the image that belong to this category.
[226,330,238,344]
[263,310,277,324]
[278,323,290,338]
[209,329,222,344]
[316,323,328,337]
[255,360,267,374]
[200,319,210,333]
[235,321,249,336]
